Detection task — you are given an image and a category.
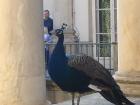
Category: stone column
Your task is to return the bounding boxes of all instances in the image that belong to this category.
[0,0,49,105]
[114,0,140,97]
[53,0,73,29]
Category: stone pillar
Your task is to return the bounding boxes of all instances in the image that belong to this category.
[53,0,73,29]
[114,0,140,97]
[0,0,49,105]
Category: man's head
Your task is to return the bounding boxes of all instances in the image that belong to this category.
[44,10,49,19]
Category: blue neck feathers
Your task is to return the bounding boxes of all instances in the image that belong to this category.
[48,35,67,80]
[52,36,65,57]
[49,35,67,68]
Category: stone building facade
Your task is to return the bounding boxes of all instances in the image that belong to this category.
[0,0,140,105]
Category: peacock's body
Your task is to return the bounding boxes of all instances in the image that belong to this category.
[48,36,91,93]
[48,26,135,105]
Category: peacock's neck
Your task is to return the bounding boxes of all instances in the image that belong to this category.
[57,36,64,47]
[52,36,66,58]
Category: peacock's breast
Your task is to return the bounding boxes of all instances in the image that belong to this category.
[49,66,91,93]
[48,54,91,93]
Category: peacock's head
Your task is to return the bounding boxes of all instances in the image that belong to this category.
[55,29,64,38]
[55,23,67,38]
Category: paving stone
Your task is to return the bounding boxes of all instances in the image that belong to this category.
[54,93,140,105]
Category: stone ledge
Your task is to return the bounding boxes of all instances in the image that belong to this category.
[114,73,140,97]
[46,80,72,104]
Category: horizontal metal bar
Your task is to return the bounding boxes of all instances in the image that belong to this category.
[45,42,117,45]
[96,8,110,11]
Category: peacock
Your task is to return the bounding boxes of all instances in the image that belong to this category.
[48,24,135,105]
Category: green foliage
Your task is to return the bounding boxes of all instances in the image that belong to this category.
[98,0,111,57]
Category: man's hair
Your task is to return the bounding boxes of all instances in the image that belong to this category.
[44,10,49,14]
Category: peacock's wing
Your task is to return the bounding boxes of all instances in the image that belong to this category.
[67,56,133,105]
[67,54,118,88]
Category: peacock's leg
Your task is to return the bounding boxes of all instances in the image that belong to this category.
[72,93,75,105]
[77,94,81,105]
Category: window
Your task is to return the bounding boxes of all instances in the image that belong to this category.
[95,0,117,57]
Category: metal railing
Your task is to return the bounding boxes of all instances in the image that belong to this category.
[45,41,118,77]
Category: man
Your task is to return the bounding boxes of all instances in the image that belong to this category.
[44,10,53,35]
[44,10,53,80]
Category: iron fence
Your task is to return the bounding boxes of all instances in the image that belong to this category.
[45,42,118,79]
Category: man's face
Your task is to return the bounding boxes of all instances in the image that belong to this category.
[44,11,49,19]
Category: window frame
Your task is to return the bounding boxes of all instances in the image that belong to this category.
[95,0,117,58]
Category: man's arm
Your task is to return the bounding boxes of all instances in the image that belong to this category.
[50,19,53,32]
